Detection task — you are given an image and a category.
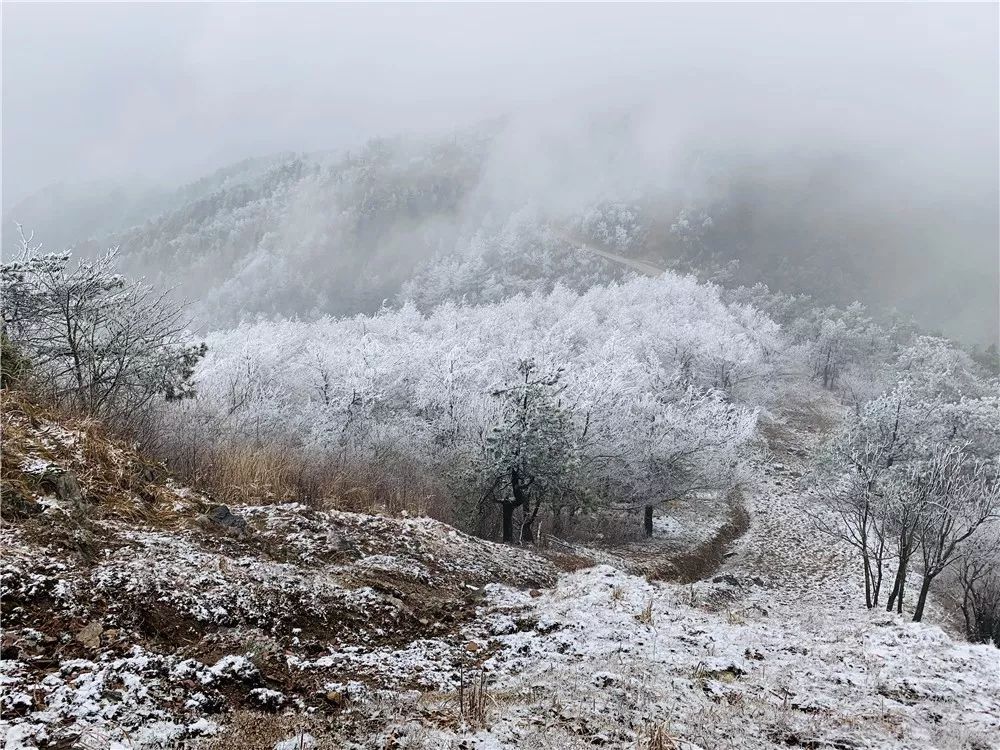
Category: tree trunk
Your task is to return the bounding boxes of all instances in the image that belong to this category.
[886,557,905,612]
[872,555,883,607]
[521,518,534,544]
[895,553,911,614]
[644,505,654,538]
[913,573,935,622]
[862,551,873,609]
[552,505,564,537]
[505,467,530,544]
[501,501,515,543]
[521,496,542,544]
[886,531,912,613]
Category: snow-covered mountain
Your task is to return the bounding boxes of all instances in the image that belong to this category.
[6,128,996,343]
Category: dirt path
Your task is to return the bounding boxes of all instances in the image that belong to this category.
[542,490,749,584]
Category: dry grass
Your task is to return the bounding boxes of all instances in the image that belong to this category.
[185,442,323,507]
[457,666,491,728]
[636,598,655,626]
[163,437,460,524]
[538,547,597,572]
[202,712,325,750]
[642,722,681,750]
[542,506,645,545]
[1,389,199,526]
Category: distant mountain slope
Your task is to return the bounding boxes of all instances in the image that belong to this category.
[1,154,296,256]
[80,135,492,327]
[6,128,996,343]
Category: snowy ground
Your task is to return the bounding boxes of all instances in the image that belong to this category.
[313,400,1000,750]
[2,393,998,749]
[401,464,1000,749]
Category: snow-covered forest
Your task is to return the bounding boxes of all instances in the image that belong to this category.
[2,4,998,749]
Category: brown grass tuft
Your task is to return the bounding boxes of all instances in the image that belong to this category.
[1,389,201,527]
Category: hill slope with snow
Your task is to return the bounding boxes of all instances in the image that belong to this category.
[2,389,997,750]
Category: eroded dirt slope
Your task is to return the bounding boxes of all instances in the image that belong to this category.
[1,392,556,748]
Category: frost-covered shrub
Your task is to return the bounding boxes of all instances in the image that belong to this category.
[1,231,205,429]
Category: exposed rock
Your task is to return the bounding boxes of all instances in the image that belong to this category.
[248,687,287,711]
[206,504,247,529]
[43,470,85,505]
[195,504,248,535]
[76,621,103,649]
[1,634,19,660]
[712,574,740,587]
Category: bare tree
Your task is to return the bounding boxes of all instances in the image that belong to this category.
[910,446,1000,622]
[813,405,906,609]
[810,465,891,609]
[952,528,1000,645]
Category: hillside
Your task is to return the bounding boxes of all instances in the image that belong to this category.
[3,386,998,750]
[5,7,999,750]
[69,136,493,327]
[5,128,996,344]
[0,390,556,747]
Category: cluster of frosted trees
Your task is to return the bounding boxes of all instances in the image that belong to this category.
[813,337,1000,632]
[401,208,625,311]
[6,219,996,638]
[160,273,778,539]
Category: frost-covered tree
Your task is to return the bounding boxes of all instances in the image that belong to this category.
[471,360,579,543]
[908,447,1000,622]
[812,391,912,608]
[814,336,999,615]
[577,202,647,252]
[402,211,621,311]
[159,271,775,539]
[602,385,756,537]
[952,526,1000,645]
[1,229,205,429]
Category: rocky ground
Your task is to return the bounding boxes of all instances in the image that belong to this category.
[2,391,998,750]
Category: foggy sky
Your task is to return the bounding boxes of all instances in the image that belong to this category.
[4,2,997,208]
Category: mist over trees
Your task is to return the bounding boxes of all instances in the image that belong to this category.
[3,9,1000,749]
[7,216,995,640]
[4,123,997,349]
[1,2,996,651]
